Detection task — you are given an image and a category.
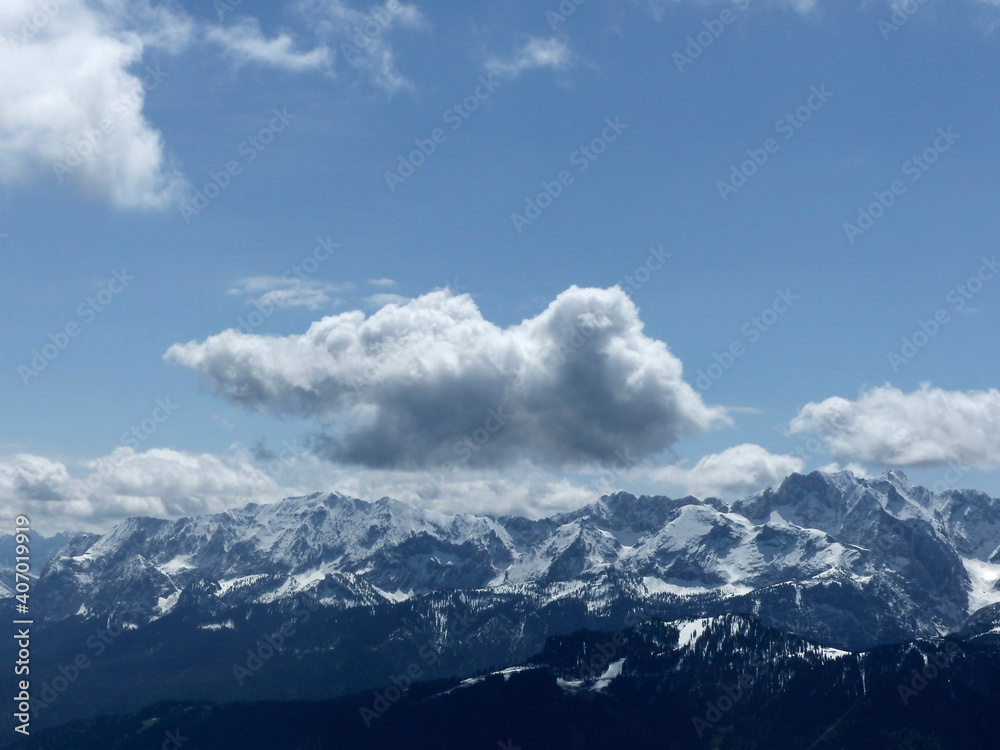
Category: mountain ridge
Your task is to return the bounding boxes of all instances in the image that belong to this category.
[27,470,1000,647]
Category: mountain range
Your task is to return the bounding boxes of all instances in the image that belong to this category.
[4,469,1000,738]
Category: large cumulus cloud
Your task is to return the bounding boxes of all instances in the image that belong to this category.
[165,286,729,469]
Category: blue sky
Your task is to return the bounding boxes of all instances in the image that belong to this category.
[2,0,1000,532]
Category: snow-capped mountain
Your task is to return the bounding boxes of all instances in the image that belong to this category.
[0,531,77,597]
[31,470,1000,650]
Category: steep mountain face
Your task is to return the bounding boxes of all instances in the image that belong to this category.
[12,614,1000,750]
[29,471,999,647]
[0,531,79,596]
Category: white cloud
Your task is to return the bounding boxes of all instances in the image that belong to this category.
[636,0,1000,19]
[789,384,1000,469]
[0,446,601,533]
[367,277,397,287]
[227,276,350,311]
[165,286,729,469]
[365,292,409,308]
[0,447,282,532]
[206,18,332,72]
[324,462,598,520]
[817,461,872,478]
[652,443,805,499]
[636,0,816,20]
[0,0,189,208]
[486,36,575,80]
[772,0,817,11]
[97,0,194,52]
[297,0,429,93]
[0,453,71,503]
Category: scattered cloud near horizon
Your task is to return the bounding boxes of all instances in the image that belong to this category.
[652,443,805,499]
[5,432,983,536]
[0,447,279,533]
[0,441,819,534]
[790,384,1000,469]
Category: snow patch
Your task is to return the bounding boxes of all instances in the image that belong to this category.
[292,566,332,588]
[198,620,235,631]
[642,576,752,598]
[158,555,195,574]
[499,665,535,682]
[963,557,1000,612]
[811,644,851,660]
[677,618,712,649]
[218,574,268,595]
[372,586,414,602]
[153,590,181,619]
[591,658,625,691]
[556,676,586,691]
[256,577,295,603]
[486,572,506,587]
